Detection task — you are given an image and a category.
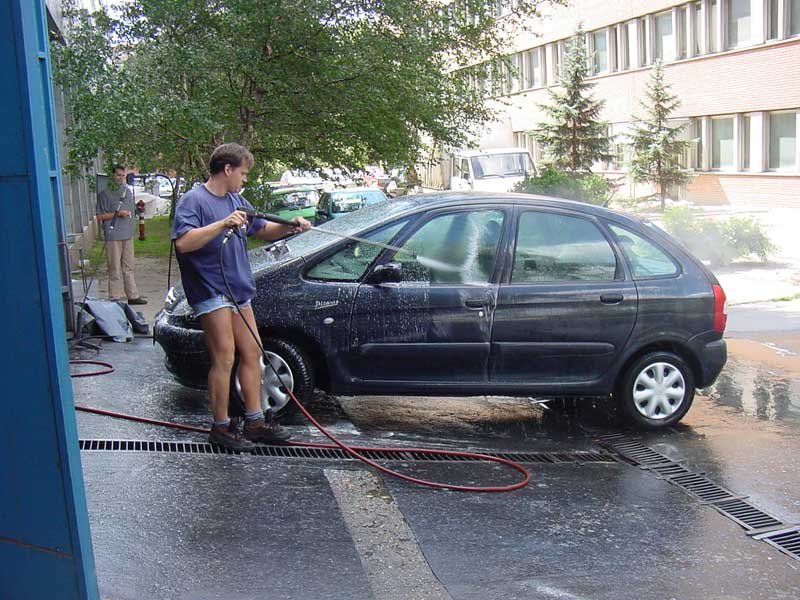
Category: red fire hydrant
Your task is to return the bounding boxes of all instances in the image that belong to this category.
[136,199,146,240]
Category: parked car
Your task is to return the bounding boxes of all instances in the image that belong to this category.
[154,192,727,428]
[315,187,388,224]
[262,186,320,222]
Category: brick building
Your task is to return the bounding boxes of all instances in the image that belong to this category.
[479,0,800,206]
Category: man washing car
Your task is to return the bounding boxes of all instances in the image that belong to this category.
[172,143,311,451]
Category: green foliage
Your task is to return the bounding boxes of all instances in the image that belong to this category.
[629,62,694,211]
[513,166,613,205]
[532,28,613,172]
[662,206,776,266]
[52,0,565,186]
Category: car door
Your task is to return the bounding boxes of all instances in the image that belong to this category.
[348,207,508,387]
[490,207,637,389]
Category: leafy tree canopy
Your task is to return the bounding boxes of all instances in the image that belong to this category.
[52,0,564,187]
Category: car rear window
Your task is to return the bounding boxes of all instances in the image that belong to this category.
[608,224,678,279]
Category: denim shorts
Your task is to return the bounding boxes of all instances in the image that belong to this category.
[192,295,251,318]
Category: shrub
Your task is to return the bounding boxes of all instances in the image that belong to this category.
[662,206,776,266]
[513,166,613,206]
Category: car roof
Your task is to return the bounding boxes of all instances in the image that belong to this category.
[395,191,637,222]
[454,147,530,158]
[270,186,319,194]
[328,187,386,194]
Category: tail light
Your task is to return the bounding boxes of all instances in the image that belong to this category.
[712,284,727,334]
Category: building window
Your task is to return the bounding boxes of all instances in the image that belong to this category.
[792,0,800,36]
[677,7,687,58]
[726,0,751,49]
[769,112,797,170]
[711,116,735,170]
[768,0,779,39]
[526,48,543,88]
[742,115,751,171]
[710,0,719,52]
[618,25,629,70]
[592,30,608,74]
[693,2,704,54]
[626,21,639,67]
[655,12,675,62]
[639,18,649,65]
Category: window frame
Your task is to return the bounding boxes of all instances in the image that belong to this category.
[605,221,681,281]
[508,208,624,285]
[711,115,736,171]
[767,110,798,172]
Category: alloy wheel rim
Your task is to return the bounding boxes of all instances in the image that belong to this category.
[234,351,294,413]
[631,362,686,420]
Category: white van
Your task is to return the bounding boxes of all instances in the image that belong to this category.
[448,147,536,193]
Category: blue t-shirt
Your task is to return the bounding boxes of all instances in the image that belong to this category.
[172,185,267,307]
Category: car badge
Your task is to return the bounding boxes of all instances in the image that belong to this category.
[314,300,339,310]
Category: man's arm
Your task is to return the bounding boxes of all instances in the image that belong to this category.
[174,210,248,253]
[252,217,311,241]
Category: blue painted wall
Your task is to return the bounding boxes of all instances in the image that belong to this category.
[0,1,98,598]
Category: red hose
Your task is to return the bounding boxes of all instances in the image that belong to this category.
[71,366,531,492]
[69,359,115,377]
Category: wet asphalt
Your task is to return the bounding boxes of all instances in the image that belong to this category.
[70,336,800,600]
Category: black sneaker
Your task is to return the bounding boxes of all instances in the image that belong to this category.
[243,417,291,443]
[209,423,255,452]
[128,296,148,305]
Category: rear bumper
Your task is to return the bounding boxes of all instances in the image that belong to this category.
[692,337,727,388]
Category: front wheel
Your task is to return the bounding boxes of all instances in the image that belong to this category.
[616,351,695,428]
[229,338,315,418]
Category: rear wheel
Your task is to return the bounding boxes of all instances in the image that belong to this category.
[617,351,695,428]
[228,338,315,418]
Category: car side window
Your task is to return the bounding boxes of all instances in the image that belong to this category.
[608,224,678,279]
[306,220,408,281]
[512,211,617,283]
[391,210,504,284]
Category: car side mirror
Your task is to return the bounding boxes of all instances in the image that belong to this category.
[367,261,402,285]
[462,172,470,181]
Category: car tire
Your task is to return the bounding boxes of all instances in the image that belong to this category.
[616,351,695,428]
[228,338,315,419]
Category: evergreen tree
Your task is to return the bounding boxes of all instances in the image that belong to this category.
[533,29,612,172]
[629,61,694,211]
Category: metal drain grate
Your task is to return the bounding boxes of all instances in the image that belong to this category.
[78,439,617,464]
[667,472,738,504]
[711,498,784,531]
[595,432,799,562]
[758,528,800,561]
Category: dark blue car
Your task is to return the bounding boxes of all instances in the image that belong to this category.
[154,192,727,428]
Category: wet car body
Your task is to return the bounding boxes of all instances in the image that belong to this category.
[155,192,727,427]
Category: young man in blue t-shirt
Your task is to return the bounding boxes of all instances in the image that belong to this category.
[172,143,311,451]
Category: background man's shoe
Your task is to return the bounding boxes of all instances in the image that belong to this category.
[243,417,291,443]
[209,424,255,452]
[128,296,148,305]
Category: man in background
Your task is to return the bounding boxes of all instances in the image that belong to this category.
[95,164,147,305]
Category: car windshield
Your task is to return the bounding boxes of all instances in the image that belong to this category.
[470,153,533,179]
[250,196,419,271]
[331,190,386,214]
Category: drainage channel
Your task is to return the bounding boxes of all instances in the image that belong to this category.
[78,439,617,465]
[595,432,800,562]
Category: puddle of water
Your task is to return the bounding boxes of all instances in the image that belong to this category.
[705,358,800,422]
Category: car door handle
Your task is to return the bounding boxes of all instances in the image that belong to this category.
[600,294,624,305]
[464,299,486,309]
